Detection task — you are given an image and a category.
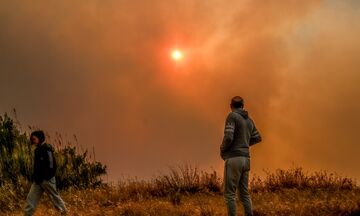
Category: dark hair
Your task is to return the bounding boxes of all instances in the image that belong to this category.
[30,130,46,144]
[231,96,244,108]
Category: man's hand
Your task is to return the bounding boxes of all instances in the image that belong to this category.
[249,124,262,146]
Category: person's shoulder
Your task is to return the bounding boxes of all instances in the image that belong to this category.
[226,111,239,120]
[43,143,55,151]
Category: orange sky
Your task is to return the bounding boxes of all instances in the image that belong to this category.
[1,0,359,181]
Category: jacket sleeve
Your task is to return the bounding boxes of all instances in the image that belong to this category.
[220,113,236,158]
[249,121,262,146]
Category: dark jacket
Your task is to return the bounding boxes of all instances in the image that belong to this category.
[220,108,262,160]
[33,143,57,184]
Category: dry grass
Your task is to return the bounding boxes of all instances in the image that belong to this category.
[4,185,360,216]
[250,167,357,192]
[1,166,360,216]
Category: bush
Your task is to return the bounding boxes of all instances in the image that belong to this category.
[0,112,106,190]
[250,166,357,192]
[153,164,222,196]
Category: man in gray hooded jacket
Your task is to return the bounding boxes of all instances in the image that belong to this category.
[220,96,262,216]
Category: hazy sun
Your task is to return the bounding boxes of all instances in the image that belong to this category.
[171,49,183,61]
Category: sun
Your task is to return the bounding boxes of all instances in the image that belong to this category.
[171,49,184,61]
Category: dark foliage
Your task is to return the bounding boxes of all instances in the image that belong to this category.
[0,112,106,190]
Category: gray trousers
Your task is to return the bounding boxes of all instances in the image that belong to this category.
[224,156,253,216]
[24,177,67,216]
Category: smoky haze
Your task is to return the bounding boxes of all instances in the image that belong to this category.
[1,0,359,180]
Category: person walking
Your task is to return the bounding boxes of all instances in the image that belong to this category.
[24,130,67,216]
[220,96,262,216]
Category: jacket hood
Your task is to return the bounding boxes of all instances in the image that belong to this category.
[233,108,249,119]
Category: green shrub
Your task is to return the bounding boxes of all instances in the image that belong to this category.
[0,112,106,190]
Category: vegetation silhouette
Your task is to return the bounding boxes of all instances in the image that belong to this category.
[0,112,106,190]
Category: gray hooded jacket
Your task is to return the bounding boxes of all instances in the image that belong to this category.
[220,108,262,160]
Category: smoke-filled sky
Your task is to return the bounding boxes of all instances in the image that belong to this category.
[1,0,360,180]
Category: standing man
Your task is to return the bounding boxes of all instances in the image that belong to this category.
[24,130,67,216]
[220,96,262,216]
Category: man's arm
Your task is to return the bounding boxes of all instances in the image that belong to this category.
[249,122,262,146]
[220,114,235,158]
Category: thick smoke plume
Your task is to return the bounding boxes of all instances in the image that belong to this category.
[1,0,359,180]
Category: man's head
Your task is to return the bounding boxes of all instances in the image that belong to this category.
[230,96,244,110]
[30,130,45,145]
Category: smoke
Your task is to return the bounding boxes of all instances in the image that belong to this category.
[0,0,359,180]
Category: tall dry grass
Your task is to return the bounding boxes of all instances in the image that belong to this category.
[3,164,359,215]
[1,162,359,215]
[250,166,357,192]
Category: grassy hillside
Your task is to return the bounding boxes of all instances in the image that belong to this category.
[1,165,360,216]
[1,112,359,215]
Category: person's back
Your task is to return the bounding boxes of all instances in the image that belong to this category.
[220,96,262,216]
[220,108,261,160]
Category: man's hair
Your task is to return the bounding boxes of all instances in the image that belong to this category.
[30,130,46,144]
[231,96,244,108]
